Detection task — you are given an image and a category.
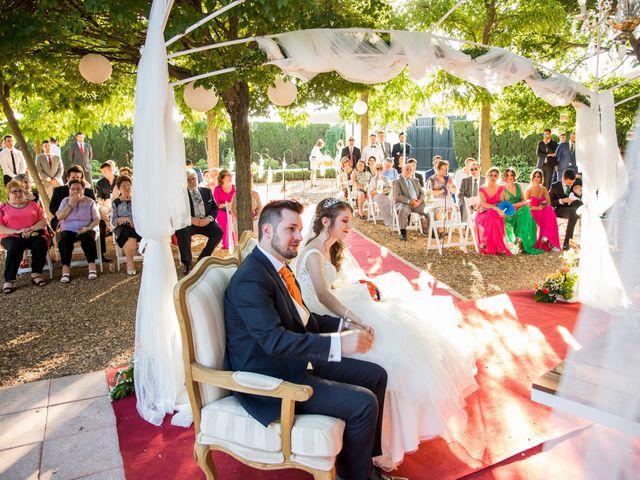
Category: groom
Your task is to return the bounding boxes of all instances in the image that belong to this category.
[224,199,391,480]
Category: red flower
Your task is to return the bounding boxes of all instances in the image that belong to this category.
[561,266,570,273]
[542,288,550,294]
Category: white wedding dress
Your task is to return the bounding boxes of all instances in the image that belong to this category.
[295,247,478,471]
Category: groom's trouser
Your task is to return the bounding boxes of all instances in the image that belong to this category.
[298,357,387,480]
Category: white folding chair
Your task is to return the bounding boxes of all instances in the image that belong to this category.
[426,198,467,255]
[113,235,144,272]
[463,196,480,253]
[59,230,103,272]
[5,249,54,279]
[226,202,235,253]
[366,191,379,224]
[391,200,402,234]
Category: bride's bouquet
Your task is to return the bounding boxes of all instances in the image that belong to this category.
[359,279,381,301]
[533,249,579,303]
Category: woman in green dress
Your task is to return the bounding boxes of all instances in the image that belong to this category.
[501,167,544,254]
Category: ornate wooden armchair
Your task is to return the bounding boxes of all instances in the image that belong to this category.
[173,256,344,480]
[234,230,258,263]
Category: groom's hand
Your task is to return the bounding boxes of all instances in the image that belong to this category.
[340,330,374,355]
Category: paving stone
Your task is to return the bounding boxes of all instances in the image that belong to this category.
[0,379,50,415]
[0,408,47,450]
[0,442,41,480]
[78,466,126,479]
[49,371,108,406]
[45,396,115,440]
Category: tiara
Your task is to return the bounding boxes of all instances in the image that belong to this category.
[322,198,342,209]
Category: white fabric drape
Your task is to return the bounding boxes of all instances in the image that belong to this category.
[525,72,586,107]
[132,0,192,427]
[574,94,628,309]
[542,103,640,478]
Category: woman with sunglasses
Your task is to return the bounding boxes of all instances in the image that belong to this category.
[502,168,544,254]
[0,180,49,293]
[525,169,561,251]
[475,167,511,255]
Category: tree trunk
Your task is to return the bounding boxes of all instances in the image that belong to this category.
[0,83,51,213]
[206,110,219,168]
[221,82,252,234]
[360,91,369,150]
[479,102,491,174]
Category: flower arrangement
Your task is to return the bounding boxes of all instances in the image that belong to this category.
[534,249,579,303]
[109,360,135,401]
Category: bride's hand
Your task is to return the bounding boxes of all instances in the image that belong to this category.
[351,319,375,337]
[340,330,374,354]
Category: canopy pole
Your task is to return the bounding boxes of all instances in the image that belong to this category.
[162,0,175,31]
[432,0,468,31]
[165,0,246,47]
[168,36,259,59]
[170,67,237,86]
[615,92,640,107]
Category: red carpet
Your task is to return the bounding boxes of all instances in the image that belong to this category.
[111,234,585,479]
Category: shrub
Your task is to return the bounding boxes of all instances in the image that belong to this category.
[489,155,537,181]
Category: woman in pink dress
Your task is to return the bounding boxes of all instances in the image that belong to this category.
[525,168,561,251]
[213,169,236,250]
[475,167,511,255]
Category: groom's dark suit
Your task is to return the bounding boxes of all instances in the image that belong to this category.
[224,247,387,480]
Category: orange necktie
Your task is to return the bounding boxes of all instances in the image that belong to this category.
[279,266,303,306]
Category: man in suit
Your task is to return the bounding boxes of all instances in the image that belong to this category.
[458,160,485,221]
[185,159,204,184]
[175,169,223,274]
[536,129,558,189]
[393,164,428,241]
[377,130,391,160]
[35,139,64,198]
[0,134,27,185]
[555,131,577,181]
[68,131,93,181]
[549,168,582,250]
[406,158,424,187]
[391,132,411,172]
[340,136,361,168]
[224,199,390,480]
[50,166,97,231]
[423,155,442,183]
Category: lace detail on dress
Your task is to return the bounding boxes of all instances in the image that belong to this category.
[296,248,338,316]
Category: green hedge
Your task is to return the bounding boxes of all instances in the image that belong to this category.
[0,180,6,203]
[488,155,536,182]
[254,168,337,183]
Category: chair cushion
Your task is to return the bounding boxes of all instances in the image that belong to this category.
[198,395,345,470]
[185,263,237,404]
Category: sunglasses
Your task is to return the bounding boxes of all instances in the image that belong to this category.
[10,189,25,194]
[470,167,479,171]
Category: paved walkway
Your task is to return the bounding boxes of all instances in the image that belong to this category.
[0,371,124,480]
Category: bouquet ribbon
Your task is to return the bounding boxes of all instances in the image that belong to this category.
[359,279,381,301]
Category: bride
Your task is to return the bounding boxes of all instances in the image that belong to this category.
[294,197,478,471]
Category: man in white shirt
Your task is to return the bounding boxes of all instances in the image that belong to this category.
[362,134,384,165]
[0,135,27,185]
[453,157,476,190]
[49,137,62,157]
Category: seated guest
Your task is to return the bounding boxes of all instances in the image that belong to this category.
[570,181,582,200]
[476,167,510,255]
[49,166,96,231]
[423,155,442,183]
[502,167,543,254]
[14,174,39,204]
[110,175,142,275]
[56,179,100,282]
[366,156,378,175]
[454,157,476,190]
[207,168,219,189]
[393,164,429,241]
[176,169,223,274]
[185,159,204,184]
[458,161,484,221]
[338,156,353,200]
[549,168,583,250]
[0,180,49,292]
[381,157,398,181]
[95,161,118,262]
[368,163,393,226]
[231,177,263,233]
[350,159,371,218]
[213,169,236,250]
[428,159,456,234]
[118,166,133,178]
[396,154,406,174]
[525,169,561,251]
[199,169,210,188]
[406,158,424,187]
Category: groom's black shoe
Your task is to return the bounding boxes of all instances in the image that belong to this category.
[368,466,408,480]
[399,229,407,241]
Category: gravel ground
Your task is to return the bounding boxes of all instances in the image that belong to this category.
[0,180,572,387]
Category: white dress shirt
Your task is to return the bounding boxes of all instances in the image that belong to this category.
[257,245,342,362]
[50,144,61,157]
[0,148,27,177]
[454,168,469,190]
[362,144,384,164]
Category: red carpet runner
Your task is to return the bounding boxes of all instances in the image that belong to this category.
[111,231,582,479]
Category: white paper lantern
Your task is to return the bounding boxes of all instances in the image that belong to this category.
[79,54,112,84]
[559,112,569,123]
[353,100,368,115]
[183,82,219,112]
[399,99,412,113]
[267,78,298,106]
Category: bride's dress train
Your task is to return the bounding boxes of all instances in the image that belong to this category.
[295,248,478,471]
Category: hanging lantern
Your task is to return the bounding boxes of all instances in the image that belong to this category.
[267,78,298,106]
[399,99,412,113]
[353,100,368,115]
[183,82,219,112]
[559,112,569,123]
[79,54,112,84]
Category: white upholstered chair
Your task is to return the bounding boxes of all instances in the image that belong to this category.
[173,256,344,480]
[234,230,259,264]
